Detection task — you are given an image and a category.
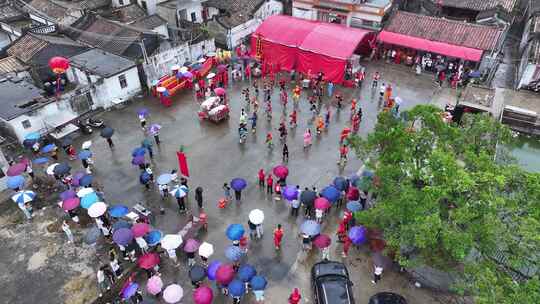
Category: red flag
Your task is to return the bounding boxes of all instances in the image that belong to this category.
[176,151,189,177]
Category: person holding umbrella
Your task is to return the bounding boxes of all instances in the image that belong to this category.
[251,276,267,302]
[231,178,247,202]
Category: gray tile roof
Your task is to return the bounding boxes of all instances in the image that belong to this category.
[113,3,146,23]
[131,14,167,30]
[7,32,85,63]
[69,48,136,77]
[0,78,46,120]
[430,0,518,14]
[204,0,266,28]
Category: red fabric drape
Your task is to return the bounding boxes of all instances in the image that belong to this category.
[176,151,189,177]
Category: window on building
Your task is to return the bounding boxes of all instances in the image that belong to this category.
[21,120,31,129]
[119,0,124,6]
[140,0,147,10]
[191,12,197,22]
[179,9,187,20]
[119,74,127,89]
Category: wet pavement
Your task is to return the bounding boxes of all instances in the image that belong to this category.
[0,61,455,304]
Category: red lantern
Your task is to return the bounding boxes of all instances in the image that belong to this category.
[48,56,70,74]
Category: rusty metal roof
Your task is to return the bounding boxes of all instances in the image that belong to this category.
[385,11,503,51]
[0,56,29,74]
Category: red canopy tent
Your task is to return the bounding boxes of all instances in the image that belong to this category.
[251,15,375,84]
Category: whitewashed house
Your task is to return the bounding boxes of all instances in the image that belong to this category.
[67,49,142,109]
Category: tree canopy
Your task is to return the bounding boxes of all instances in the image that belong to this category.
[349,105,540,303]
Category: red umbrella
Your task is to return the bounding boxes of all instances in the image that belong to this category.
[314,197,331,210]
[138,252,160,269]
[346,187,360,201]
[193,285,213,304]
[273,165,289,179]
[313,234,332,249]
[132,223,150,237]
[214,87,226,96]
[62,197,80,211]
[7,162,27,176]
[216,264,235,285]
[369,239,386,252]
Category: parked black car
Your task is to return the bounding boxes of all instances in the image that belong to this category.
[311,260,355,304]
[369,292,407,304]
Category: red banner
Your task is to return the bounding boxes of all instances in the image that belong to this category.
[176,151,189,177]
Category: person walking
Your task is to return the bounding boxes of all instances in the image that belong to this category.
[61,220,74,243]
[195,186,204,209]
[187,251,196,267]
[234,188,242,202]
[253,288,265,302]
[372,265,384,284]
[258,169,265,187]
[106,137,114,148]
[282,143,289,162]
[153,130,160,145]
[288,288,302,304]
[342,236,352,257]
[303,129,312,149]
[109,252,123,278]
[266,174,273,195]
[177,194,186,213]
[18,202,32,220]
[166,248,178,266]
[291,198,300,217]
[255,223,263,239]
[248,219,257,239]
[273,224,284,250]
[135,236,148,253]
[97,266,110,297]
[223,183,232,201]
[321,245,330,260]
[327,81,334,97]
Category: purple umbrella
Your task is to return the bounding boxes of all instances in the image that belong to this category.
[183,71,193,79]
[348,226,367,245]
[184,238,200,253]
[230,178,247,191]
[71,171,85,187]
[122,282,139,299]
[207,260,222,281]
[60,190,77,201]
[137,108,149,117]
[148,124,161,135]
[283,186,298,201]
[113,228,133,246]
[131,155,145,165]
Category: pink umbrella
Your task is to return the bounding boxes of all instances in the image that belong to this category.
[147,275,164,295]
[138,252,160,269]
[314,197,331,210]
[273,165,289,179]
[216,264,235,285]
[132,223,150,237]
[184,238,200,253]
[62,197,80,211]
[7,162,27,176]
[193,285,213,304]
[214,87,226,96]
[313,234,332,249]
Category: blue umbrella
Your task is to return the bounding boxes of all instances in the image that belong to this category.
[53,162,71,176]
[78,150,92,160]
[145,230,162,246]
[321,185,340,203]
[60,190,76,201]
[250,276,267,290]
[112,220,132,231]
[207,260,222,281]
[132,147,146,157]
[348,226,367,245]
[225,245,244,261]
[300,220,321,236]
[333,177,349,191]
[230,178,247,191]
[140,172,151,184]
[40,143,56,153]
[109,204,129,218]
[122,282,139,299]
[361,170,374,179]
[346,201,362,212]
[156,174,172,185]
[283,186,298,201]
[7,175,25,190]
[33,157,50,165]
[132,155,145,165]
[79,174,94,187]
[228,279,245,297]
[84,226,101,245]
[81,192,99,209]
[237,264,257,282]
[11,190,36,204]
[226,224,245,241]
[24,132,40,141]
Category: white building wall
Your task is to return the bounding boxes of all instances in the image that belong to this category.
[177,1,204,23]
[153,24,169,39]
[92,67,142,108]
[112,0,131,8]
[0,31,10,49]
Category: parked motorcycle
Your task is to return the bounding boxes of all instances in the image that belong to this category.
[86,117,105,128]
[76,120,92,134]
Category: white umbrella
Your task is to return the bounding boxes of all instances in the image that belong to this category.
[179,66,188,73]
[161,234,183,250]
[46,163,59,175]
[206,72,215,79]
[11,190,36,204]
[170,186,187,198]
[81,140,92,149]
[171,65,180,71]
[198,58,206,63]
[249,209,265,225]
[198,241,214,258]
[88,202,107,218]
[163,284,183,303]
[77,187,94,197]
[156,86,166,93]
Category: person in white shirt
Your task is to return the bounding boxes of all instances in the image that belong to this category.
[315,208,323,223]
[372,265,383,284]
[135,236,148,253]
[95,218,110,237]
[62,220,74,242]
[166,248,178,265]
[321,246,330,260]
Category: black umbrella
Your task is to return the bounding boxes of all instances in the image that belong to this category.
[300,190,317,204]
[61,136,73,147]
[100,127,114,138]
[53,162,71,175]
[189,265,207,282]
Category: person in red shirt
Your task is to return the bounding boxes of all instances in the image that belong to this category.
[342,236,352,257]
[337,220,347,242]
[339,145,349,163]
[288,288,301,304]
[289,110,297,128]
[352,114,360,133]
[258,169,265,187]
[273,224,284,250]
[239,235,249,253]
[245,64,251,80]
[266,174,273,194]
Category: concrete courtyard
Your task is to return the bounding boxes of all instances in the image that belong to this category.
[0,61,457,304]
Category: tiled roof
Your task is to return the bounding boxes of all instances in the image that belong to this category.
[205,0,266,28]
[433,0,518,14]
[385,11,503,51]
[0,3,26,22]
[114,3,146,23]
[131,14,167,29]
[27,0,66,20]
[69,49,135,77]
[0,78,46,121]
[0,56,28,74]
[7,32,85,62]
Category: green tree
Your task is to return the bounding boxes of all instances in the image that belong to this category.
[349,105,540,301]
